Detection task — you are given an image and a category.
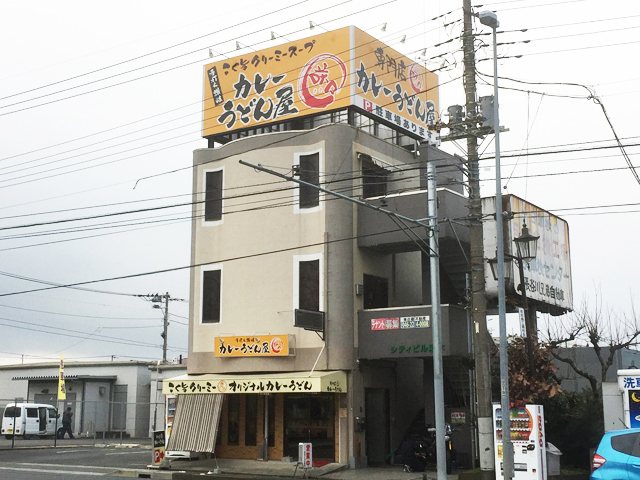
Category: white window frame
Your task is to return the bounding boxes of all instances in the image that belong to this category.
[202,167,224,226]
[293,148,323,214]
[292,253,324,313]
[199,263,223,325]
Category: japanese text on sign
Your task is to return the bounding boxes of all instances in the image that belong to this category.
[214,335,290,357]
[390,343,433,354]
[165,378,315,395]
[202,27,439,140]
[371,315,430,330]
[623,376,640,389]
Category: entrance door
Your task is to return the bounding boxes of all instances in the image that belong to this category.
[38,407,47,432]
[25,407,39,435]
[284,394,335,463]
[365,388,390,465]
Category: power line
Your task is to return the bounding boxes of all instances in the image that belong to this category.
[0,13,450,167]
[0,303,160,320]
[0,0,400,116]
[0,23,453,185]
[0,316,186,351]
[0,0,314,102]
[0,139,638,240]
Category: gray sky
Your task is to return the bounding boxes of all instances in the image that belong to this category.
[0,0,638,364]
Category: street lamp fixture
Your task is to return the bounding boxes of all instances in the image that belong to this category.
[513,222,539,263]
[478,9,515,480]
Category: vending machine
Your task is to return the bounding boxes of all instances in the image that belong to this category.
[165,394,195,459]
[493,404,547,480]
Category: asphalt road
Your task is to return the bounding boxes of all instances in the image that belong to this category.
[0,441,153,479]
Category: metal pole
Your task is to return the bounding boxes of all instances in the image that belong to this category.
[162,293,169,363]
[427,153,447,480]
[491,25,514,480]
[263,395,269,461]
[11,397,17,449]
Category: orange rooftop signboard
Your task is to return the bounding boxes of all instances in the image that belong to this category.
[203,26,439,141]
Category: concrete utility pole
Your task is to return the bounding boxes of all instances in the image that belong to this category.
[463,0,495,474]
[138,292,183,363]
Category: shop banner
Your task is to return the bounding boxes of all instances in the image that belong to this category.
[214,334,292,357]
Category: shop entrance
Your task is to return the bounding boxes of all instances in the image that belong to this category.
[365,388,390,465]
[284,394,335,463]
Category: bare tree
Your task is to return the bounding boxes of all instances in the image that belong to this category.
[541,294,640,401]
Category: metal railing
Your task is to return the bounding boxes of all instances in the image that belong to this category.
[0,398,159,449]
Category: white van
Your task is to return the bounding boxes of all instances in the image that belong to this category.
[1,402,59,439]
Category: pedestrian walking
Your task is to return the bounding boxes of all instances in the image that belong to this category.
[60,407,74,439]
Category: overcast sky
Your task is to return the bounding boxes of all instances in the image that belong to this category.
[0,0,638,365]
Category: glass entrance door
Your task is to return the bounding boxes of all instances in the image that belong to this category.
[284,394,335,463]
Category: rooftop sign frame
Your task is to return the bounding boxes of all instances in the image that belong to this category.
[202,26,439,141]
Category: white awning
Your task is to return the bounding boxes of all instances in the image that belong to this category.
[166,393,223,453]
[163,370,347,395]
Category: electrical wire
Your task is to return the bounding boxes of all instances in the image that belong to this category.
[0,0,401,116]
[0,0,314,102]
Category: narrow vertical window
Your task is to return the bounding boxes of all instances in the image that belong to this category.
[361,154,388,199]
[205,170,223,221]
[227,395,240,445]
[363,274,389,309]
[245,396,257,446]
[299,259,320,311]
[202,269,221,323]
[298,153,319,208]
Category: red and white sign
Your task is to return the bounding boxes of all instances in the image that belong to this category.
[298,442,313,468]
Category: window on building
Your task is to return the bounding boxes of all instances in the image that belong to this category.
[299,259,320,311]
[363,274,389,309]
[361,154,389,199]
[204,170,223,221]
[298,153,320,209]
[112,385,128,430]
[227,395,240,445]
[202,269,221,323]
[268,396,275,446]
[245,396,257,446]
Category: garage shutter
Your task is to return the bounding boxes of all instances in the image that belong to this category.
[166,394,223,452]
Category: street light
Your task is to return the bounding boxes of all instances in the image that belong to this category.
[513,222,539,264]
[488,222,540,371]
[478,9,515,480]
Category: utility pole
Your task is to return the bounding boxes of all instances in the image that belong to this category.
[138,292,184,363]
[463,0,495,474]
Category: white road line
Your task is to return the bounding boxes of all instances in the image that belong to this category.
[0,466,104,476]
[105,450,148,455]
[55,449,93,454]
[6,462,121,471]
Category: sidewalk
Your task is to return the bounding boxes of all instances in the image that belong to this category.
[162,457,460,480]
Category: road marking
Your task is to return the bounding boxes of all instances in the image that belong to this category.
[5,462,124,471]
[55,449,93,454]
[105,450,148,455]
[0,466,104,476]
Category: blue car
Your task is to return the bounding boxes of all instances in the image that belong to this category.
[591,428,640,479]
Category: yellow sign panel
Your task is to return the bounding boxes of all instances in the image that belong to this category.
[202,26,438,139]
[163,371,347,395]
[57,357,66,401]
[214,334,291,357]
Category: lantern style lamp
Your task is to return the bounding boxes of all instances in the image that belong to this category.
[513,222,539,264]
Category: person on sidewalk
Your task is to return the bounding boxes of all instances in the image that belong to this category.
[60,407,75,439]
